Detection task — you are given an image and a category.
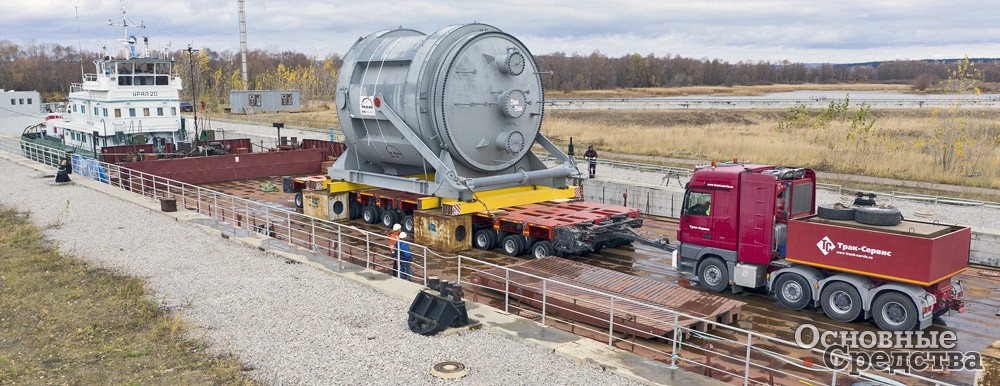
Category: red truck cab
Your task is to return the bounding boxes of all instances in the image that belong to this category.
[677,162,967,331]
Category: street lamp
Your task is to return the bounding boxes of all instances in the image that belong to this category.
[186,44,200,145]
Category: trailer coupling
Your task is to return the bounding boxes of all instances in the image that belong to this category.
[614,224,676,252]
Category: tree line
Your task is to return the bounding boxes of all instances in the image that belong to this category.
[3,39,999,103]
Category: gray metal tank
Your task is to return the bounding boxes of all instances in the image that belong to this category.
[329,23,579,200]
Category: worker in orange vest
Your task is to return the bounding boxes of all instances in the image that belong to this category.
[387,223,401,275]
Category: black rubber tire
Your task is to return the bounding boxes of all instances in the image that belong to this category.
[294,191,303,209]
[774,274,812,311]
[855,206,903,226]
[361,206,379,224]
[853,197,877,206]
[474,229,497,250]
[697,257,729,293]
[349,201,362,220]
[381,209,398,228]
[501,235,526,256]
[821,282,863,322]
[403,215,415,233]
[872,291,919,332]
[531,240,554,259]
[817,204,855,221]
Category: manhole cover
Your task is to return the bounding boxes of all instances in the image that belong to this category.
[431,361,468,379]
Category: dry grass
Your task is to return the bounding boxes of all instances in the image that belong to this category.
[545,83,912,99]
[544,109,1000,189]
[0,207,258,385]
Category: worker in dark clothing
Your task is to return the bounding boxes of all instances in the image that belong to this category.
[396,232,413,281]
[55,159,71,183]
[584,145,598,178]
[689,200,711,216]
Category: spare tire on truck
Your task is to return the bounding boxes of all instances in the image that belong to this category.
[855,206,903,226]
[817,203,855,220]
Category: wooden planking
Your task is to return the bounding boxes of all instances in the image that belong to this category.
[473,257,744,338]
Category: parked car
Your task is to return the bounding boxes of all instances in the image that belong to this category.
[180,102,194,112]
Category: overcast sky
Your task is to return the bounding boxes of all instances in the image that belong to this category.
[4,0,1000,63]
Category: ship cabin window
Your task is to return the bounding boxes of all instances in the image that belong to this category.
[115,109,122,118]
[170,107,176,116]
[72,105,77,113]
[82,134,87,144]
[27,98,32,105]
[103,108,108,117]
[117,62,133,74]
[129,108,136,117]
[19,99,24,105]
[118,76,132,86]
[155,76,169,85]
[249,94,261,106]
[157,107,163,116]
[135,76,154,85]
[154,62,170,74]
[136,63,154,74]
[143,108,150,116]
[10,98,14,105]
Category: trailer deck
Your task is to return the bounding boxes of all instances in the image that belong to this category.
[472,257,744,338]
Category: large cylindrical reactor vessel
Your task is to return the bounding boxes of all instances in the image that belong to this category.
[330,23,578,200]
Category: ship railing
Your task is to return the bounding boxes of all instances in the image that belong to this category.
[0,136,970,386]
[83,73,99,82]
[70,83,84,93]
[455,254,964,386]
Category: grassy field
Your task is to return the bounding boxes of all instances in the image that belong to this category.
[0,207,256,385]
[543,108,1000,189]
[544,83,912,98]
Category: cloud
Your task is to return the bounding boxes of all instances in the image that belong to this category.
[1,0,998,63]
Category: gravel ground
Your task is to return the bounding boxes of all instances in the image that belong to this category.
[582,161,1000,230]
[0,155,640,386]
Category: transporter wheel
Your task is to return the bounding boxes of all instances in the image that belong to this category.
[473,229,497,250]
[381,210,398,228]
[821,282,863,322]
[698,257,729,293]
[362,206,379,224]
[501,235,526,256]
[403,215,415,233]
[872,292,918,332]
[294,191,304,209]
[349,201,362,220]
[774,274,812,311]
[531,240,554,259]
[855,206,903,226]
[817,204,855,221]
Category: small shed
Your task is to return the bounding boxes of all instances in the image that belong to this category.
[229,90,300,114]
[1,89,41,116]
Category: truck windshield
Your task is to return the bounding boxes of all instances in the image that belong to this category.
[686,191,712,216]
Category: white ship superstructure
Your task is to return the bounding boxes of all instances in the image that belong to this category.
[46,0,186,153]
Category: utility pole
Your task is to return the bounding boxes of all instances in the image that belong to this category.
[186,44,200,145]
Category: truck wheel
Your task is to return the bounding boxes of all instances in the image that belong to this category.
[294,191,304,208]
[821,282,863,322]
[698,257,729,293]
[531,241,554,259]
[855,206,903,226]
[349,202,362,220]
[403,215,415,233]
[381,210,398,228]
[501,235,525,256]
[474,229,497,250]
[362,206,379,224]
[774,274,812,311]
[872,292,918,331]
[817,204,855,221]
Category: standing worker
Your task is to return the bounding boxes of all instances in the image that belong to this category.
[584,145,598,178]
[396,232,413,281]
[387,223,401,275]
